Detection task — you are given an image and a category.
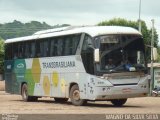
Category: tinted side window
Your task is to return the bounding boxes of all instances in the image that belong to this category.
[64,37,72,55]
[63,34,80,55]
[23,40,35,58]
[36,39,50,57]
[24,41,31,58]
[31,41,35,58]
[13,43,18,59]
[12,42,24,59]
[42,40,50,57]
[49,34,80,56]
[18,42,24,59]
[50,37,62,57]
[57,38,63,56]
[5,43,12,60]
[50,38,58,56]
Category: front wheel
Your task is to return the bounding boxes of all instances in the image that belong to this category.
[111,99,127,107]
[21,83,38,102]
[152,93,158,97]
[70,84,87,106]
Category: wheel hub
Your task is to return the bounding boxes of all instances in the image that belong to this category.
[23,89,27,99]
[73,90,80,100]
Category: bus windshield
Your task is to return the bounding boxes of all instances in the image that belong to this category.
[94,34,146,73]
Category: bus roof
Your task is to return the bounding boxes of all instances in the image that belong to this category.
[5,26,141,43]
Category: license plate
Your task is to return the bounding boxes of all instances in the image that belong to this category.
[122,88,132,93]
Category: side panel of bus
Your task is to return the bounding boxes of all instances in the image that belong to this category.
[5,55,88,98]
[29,55,86,98]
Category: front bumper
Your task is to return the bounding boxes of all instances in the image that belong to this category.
[89,85,148,100]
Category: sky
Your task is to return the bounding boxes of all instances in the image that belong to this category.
[0,0,160,43]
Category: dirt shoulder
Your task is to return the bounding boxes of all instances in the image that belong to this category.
[0,91,160,114]
[0,81,5,91]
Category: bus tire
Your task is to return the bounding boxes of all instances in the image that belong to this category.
[111,99,127,107]
[152,93,158,97]
[21,83,38,102]
[70,84,86,106]
[54,98,68,103]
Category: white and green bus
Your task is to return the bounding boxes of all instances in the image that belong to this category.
[5,26,149,106]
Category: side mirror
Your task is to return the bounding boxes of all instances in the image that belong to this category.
[153,47,158,61]
[94,49,100,63]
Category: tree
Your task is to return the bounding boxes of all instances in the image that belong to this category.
[98,18,159,62]
[0,38,4,73]
[0,20,53,40]
[0,20,71,40]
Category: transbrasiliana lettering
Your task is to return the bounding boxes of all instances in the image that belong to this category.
[42,61,75,69]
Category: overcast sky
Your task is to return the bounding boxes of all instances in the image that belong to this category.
[0,0,160,43]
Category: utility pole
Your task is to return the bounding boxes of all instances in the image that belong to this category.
[137,0,141,64]
[150,19,154,95]
[138,0,141,33]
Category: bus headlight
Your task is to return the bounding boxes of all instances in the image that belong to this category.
[100,76,105,79]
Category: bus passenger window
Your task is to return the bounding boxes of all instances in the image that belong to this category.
[63,35,80,55]
[50,39,54,56]
[54,39,58,56]
[36,39,50,57]
[50,39,58,56]
[64,37,71,55]
[13,43,18,59]
[31,42,35,58]
[43,40,49,57]
[14,53,18,59]
[57,38,63,56]
[24,42,30,58]
[36,40,41,57]
[5,43,13,60]
[18,42,24,59]
[49,35,80,57]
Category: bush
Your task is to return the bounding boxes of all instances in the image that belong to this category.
[0,38,4,74]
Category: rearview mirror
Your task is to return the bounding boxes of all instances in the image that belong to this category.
[94,49,100,63]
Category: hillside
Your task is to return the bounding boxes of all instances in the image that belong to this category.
[0,20,70,40]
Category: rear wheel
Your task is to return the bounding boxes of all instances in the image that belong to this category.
[70,84,86,106]
[111,99,127,107]
[54,98,68,103]
[21,83,38,102]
